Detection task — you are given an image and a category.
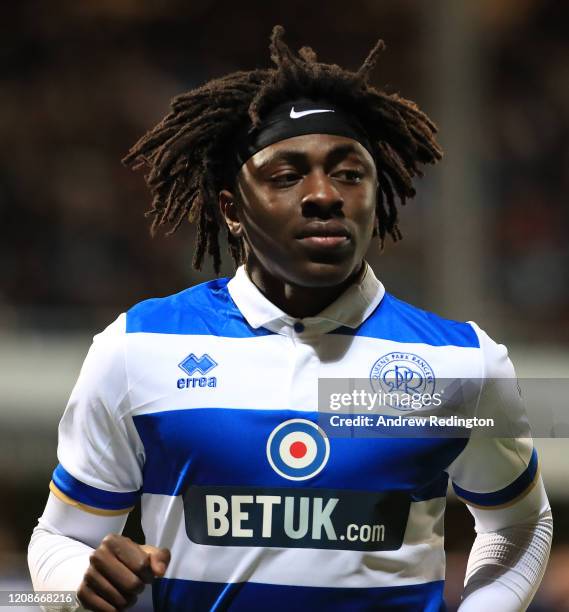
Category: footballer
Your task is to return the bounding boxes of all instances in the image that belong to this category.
[28,26,552,611]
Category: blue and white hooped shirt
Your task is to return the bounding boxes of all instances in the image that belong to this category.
[51,264,537,611]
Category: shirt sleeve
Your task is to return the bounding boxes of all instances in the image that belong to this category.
[447,323,540,517]
[50,314,144,515]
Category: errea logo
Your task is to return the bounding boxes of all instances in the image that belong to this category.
[177,353,217,390]
[179,353,217,375]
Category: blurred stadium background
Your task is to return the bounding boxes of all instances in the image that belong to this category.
[1,1,568,610]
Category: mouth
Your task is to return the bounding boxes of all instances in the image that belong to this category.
[296,222,352,249]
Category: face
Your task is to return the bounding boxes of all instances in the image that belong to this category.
[220,133,378,288]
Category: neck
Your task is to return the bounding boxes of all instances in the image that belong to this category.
[246,262,364,319]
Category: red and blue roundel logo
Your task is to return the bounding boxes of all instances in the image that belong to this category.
[266,419,330,481]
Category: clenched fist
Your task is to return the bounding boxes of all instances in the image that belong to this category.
[77,534,171,611]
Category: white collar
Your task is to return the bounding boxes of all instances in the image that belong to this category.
[227,262,385,336]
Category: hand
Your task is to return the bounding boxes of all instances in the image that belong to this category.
[77,534,171,611]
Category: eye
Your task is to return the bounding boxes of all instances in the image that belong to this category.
[270,172,302,186]
[333,169,364,183]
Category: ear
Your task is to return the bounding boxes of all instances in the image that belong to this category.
[219,189,243,237]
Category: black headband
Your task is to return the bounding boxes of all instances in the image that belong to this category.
[232,99,374,174]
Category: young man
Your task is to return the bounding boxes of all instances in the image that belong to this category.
[29,27,552,611]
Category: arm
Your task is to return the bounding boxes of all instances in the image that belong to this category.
[451,324,553,610]
[28,315,169,611]
[458,478,552,611]
[29,494,170,612]
[28,494,126,595]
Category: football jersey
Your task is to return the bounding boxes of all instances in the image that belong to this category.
[50,264,538,611]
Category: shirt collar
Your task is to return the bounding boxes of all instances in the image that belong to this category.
[227,262,385,336]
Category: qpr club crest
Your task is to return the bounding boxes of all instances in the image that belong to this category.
[370,352,435,411]
[266,419,330,481]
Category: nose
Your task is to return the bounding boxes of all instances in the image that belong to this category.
[301,170,344,217]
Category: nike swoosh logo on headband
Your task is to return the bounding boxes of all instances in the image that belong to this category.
[289,107,335,119]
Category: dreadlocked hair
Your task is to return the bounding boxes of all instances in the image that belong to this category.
[123,25,443,273]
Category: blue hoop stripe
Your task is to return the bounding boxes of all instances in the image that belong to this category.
[452,448,538,507]
[52,464,141,510]
[152,576,446,611]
